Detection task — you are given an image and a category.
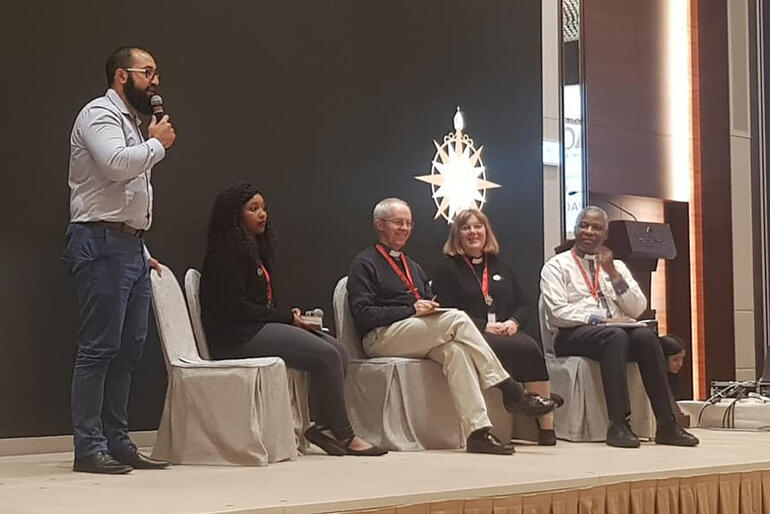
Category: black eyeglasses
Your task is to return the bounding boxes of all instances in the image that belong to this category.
[125,67,160,80]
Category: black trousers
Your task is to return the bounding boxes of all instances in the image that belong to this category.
[555,325,674,426]
[483,332,549,383]
[214,323,354,441]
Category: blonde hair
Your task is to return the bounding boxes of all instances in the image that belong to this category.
[443,209,500,256]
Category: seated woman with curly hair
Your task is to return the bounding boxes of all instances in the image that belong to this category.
[199,182,386,457]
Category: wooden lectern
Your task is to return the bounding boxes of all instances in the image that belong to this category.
[606,220,677,320]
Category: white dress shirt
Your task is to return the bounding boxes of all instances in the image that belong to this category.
[540,249,647,330]
[68,88,166,230]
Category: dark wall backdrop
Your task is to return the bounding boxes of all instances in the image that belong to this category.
[1,1,542,438]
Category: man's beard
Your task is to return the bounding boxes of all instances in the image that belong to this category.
[124,75,153,115]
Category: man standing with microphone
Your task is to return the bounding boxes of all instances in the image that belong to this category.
[63,46,175,474]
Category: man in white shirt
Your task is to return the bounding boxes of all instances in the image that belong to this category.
[541,206,698,448]
[62,47,176,474]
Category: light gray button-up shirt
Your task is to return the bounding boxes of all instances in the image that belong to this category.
[68,88,166,230]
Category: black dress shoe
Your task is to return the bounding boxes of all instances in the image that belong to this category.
[503,392,557,417]
[466,428,515,455]
[550,392,565,408]
[655,422,699,447]
[73,451,133,474]
[111,446,170,469]
[606,421,641,448]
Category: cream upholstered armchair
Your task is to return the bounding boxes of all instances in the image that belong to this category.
[149,264,296,465]
[332,276,517,450]
[184,269,310,452]
[538,295,656,441]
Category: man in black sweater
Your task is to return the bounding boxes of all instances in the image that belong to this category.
[347,198,557,455]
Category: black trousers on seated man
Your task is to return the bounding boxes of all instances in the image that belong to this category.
[555,326,674,425]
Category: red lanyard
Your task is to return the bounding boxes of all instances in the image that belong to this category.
[375,244,421,299]
[570,248,600,300]
[258,262,273,305]
[463,255,493,307]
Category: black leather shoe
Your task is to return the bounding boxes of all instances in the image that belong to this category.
[111,446,170,469]
[606,421,641,448]
[466,428,515,455]
[503,392,557,417]
[655,422,699,447]
[73,451,133,474]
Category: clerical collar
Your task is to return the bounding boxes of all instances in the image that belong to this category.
[470,256,484,265]
[376,243,403,258]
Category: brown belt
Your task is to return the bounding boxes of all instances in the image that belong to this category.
[86,221,145,238]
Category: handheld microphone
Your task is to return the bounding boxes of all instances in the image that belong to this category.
[305,308,324,318]
[150,95,165,122]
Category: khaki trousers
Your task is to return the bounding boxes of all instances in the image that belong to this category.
[362,309,510,434]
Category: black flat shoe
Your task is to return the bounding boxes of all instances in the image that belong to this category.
[606,421,640,448]
[466,428,515,455]
[111,446,169,469]
[503,392,557,417]
[73,451,133,474]
[655,422,699,447]
[343,439,389,456]
[304,425,346,456]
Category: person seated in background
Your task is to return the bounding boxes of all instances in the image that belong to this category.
[347,198,557,455]
[199,182,386,457]
[540,205,699,448]
[432,209,562,446]
[660,335,686,399]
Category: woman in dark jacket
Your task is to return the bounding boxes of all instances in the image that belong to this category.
[199,182,385,457]
[432,209,559,445]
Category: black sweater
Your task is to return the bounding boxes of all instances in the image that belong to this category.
[347,245,432,338]
[199,241,294,351]
[432,254,530,333]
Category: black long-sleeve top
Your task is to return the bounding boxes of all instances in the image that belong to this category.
[347,244,433,338]
[432,253,530,333]
[199,241,294,350]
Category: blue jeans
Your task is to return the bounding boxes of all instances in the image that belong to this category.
[62,223,150,458]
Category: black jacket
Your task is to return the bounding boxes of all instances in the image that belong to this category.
[199,241,294,351]
[432,253,530,332]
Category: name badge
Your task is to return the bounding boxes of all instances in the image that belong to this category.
[487,312,497,324]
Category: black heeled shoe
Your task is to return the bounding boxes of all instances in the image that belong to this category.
[550,392,565,408]
[304,425,346,456]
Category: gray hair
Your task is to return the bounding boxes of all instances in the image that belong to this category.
[373,197,410,222]
[574,205,609,233]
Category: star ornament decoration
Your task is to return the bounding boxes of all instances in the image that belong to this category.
[415,107,501,222]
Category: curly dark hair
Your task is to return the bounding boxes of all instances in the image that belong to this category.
[205,182,277,267]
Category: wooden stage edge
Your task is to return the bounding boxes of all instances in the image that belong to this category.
[0,428,768,514]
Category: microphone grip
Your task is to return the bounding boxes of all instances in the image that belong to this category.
[153,111,165,123]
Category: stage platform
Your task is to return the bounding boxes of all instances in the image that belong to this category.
[1,429,769,514]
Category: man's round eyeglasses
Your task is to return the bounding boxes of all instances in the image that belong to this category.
[125,67,160,80]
